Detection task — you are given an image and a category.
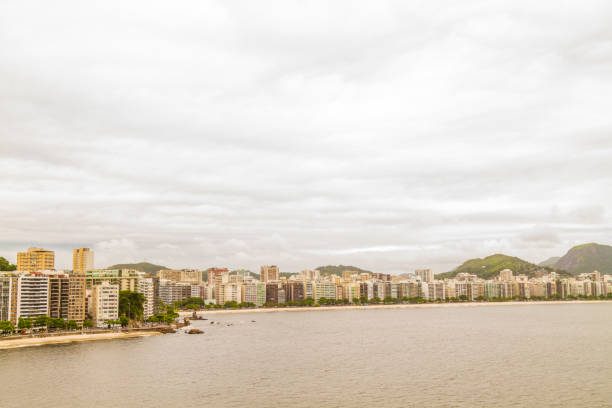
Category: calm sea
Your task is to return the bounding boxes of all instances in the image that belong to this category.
[2,303,612,407]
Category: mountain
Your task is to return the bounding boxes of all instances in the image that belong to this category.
[538,256,561,267]
[315,265,373,276]
[107,262,168,274]
[553,243,612,275]
[436,254,544,280]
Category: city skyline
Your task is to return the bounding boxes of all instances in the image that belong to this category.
[2,1,612,274]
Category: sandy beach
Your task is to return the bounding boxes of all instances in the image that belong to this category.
[0,330,162,350]
[182,300,611,316]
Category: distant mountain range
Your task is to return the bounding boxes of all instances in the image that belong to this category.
[542,243,612,275]
[107,262,168,274]
[437,242,612,280]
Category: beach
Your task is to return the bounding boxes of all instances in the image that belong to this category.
[181,299,611,316]
[0,330,161,350]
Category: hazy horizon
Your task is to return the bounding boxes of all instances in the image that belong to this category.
[2,1,612,273]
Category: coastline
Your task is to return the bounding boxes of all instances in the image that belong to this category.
[181,300,612,316]
[0,330,162,350]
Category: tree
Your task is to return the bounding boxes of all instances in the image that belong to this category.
[67,320,79,330]
[18,317,33,330]
[0,256,17,271]
[34,315,49,328]
[119,290,145,322]
[0,320,15,334]
[48,318,66,330]
[83,319,93,329]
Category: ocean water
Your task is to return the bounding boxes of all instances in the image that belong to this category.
[2,303,612,407]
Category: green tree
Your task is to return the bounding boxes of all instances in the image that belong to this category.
[119,290,145,322]
[67,320,79,330]
[0,256,17,271]
[18,317,33,330]
[0,320,15,334]
[83,319,93,329]
[34,315,49,328]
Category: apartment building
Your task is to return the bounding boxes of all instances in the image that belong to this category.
[17,248,55,272]
[90,282,119,328]
[73,248,94,274]
[260,265,279,283]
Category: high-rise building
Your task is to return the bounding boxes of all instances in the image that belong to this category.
[138,277,159,319]
[48,274,70,319]
[242,282,266,306]
[17,248,55,272]
[415,269,434,283]
[260,265,279,283]
[90,282,119,328]
[68,274,86,325]
[15,273,49,324]
[158,269,201,284]
[499,269,514,281]
[207,267,229,284]
[73,248,94,274]
[283,282,305,302]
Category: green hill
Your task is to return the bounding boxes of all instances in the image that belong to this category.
[107,262,168,274]
[553,243,612,275]
[538,256,561,267]
[436,254,543,280]
[0,256,17,271]
[315,265,373,276]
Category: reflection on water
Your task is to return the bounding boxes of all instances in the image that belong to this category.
[2,303,612,408]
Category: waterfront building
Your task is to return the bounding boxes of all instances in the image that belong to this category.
[283,281,305,302]
[313,282,336,302]
[159,280,191,305]
[217,283,242,305]
[17,248,55,272]
[260,265,280,283]
[48,274,70,319]
[68,274,86,325]
[340,283,360,301]
[242,282,266,306]
[360,281,374,300]
[73,248,94,274]
[138,277,158,319]
[91,282,119,327]
[0,272,50,324]
[415,269,434,283]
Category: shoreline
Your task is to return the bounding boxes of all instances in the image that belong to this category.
[0,330,162,350]
[182,300,612,316]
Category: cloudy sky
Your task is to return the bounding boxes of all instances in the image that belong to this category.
[1,1,612,274]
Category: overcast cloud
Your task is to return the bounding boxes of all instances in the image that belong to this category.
[1,1,612,273]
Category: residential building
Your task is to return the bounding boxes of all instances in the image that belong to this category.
[260,265,279,283]
[90,282,119,328]
[499,269,514,281]
[138,277,158,319]
[17,248,55,272]
[415,269,434,283]
[73,248,94,274]
[158,269,201,284]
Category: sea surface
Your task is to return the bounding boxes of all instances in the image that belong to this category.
[2,303,612,408]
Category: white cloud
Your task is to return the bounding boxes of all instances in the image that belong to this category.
[1,0,612,273]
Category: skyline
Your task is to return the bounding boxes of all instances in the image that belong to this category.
[2,1,612,273]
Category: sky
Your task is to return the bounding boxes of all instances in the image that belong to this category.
[1,1,612,274]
